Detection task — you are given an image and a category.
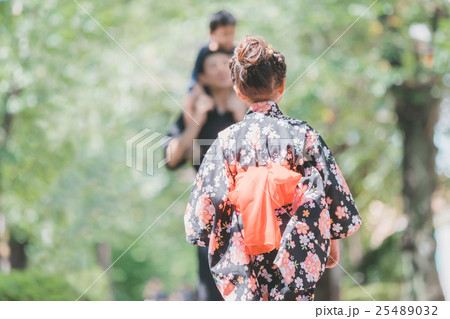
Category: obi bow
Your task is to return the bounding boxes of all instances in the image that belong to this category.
[227,161,303,255]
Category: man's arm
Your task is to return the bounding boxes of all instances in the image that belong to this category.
[166,124,202,169]
[165,93,214,169]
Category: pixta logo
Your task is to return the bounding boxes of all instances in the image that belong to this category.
[126,129,171,175]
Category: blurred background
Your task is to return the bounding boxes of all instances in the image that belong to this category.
[0,0,449,301]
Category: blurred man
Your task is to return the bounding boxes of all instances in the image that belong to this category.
[165,47,246,300]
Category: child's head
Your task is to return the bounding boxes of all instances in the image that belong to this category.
[229,35,286,103]
[209,10,236,51]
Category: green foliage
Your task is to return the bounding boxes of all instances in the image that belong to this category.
[0,0,448,300]
[343,282,402,301]
[358,232,405,284]
[0,269,88,301]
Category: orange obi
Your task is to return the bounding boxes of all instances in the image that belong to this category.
[227,161,303,255]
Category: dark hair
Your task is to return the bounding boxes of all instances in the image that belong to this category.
[195,48,233,96]
[229,35,286,101]
[209,10,236,32]
[197,47,233,75]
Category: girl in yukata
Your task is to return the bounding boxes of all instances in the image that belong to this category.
[184,35,362,301]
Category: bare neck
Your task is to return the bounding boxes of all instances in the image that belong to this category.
[248,91,283,105]
[209,87,231,114]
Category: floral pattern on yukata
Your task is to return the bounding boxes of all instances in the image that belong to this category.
[184,100,362,301]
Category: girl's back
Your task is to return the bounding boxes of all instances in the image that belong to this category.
[184,35,362,301]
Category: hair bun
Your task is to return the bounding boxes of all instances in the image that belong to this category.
[235,35,269,69]
[229,34,286,101]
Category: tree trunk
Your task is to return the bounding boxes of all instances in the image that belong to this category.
[96,242,114,300]
[392,80,444,300]
[0,213,10,274]
[9,237,27,269]
[0,93,15,275]
[315,261,341,301]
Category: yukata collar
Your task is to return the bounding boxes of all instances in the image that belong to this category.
[245,100,284,118]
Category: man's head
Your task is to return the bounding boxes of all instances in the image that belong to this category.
[197,49,233,91]
[209,10,236,51]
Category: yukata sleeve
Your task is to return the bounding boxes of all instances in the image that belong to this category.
[303,124,362,240]
[184,138,233,247]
